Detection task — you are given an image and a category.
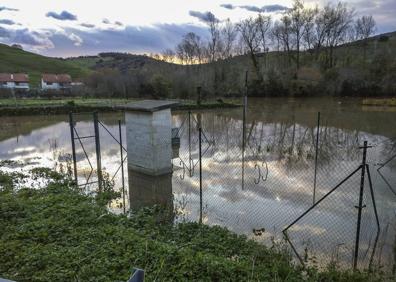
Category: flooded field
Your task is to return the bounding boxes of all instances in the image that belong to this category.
[1,97,395,271]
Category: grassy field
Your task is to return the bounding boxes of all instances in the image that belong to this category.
[0,44,90,86]
[0,97,132,107]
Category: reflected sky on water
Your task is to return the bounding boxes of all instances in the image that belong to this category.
[0,97,395,270]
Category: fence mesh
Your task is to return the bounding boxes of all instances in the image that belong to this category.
[168,107,396,272]
[66,104,396,273]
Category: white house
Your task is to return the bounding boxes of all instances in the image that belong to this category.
[41,74,72,90]
[0,73,30,90]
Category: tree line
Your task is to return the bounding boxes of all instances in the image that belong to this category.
[160,0,376,79]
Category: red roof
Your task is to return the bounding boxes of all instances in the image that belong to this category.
[0,73,29,83]
[42,74,72,83]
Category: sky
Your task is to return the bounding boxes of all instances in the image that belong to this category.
[0,0,395,57]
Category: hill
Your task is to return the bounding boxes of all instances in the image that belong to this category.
[1,30,396,97]
[0,44,91,87]
[65,31,396,98]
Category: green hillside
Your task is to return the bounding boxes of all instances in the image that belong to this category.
[0,44,91,87]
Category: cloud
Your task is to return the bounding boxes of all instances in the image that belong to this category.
[0,19,15,25]
[41,23,208,57]
[220,4,235,10]
[0,26,10,38]
[239,5,262,12]
[81,23,95,28]
[0,6,18,12]
[102,19,123,26]
[10,28,55,49]
[189,11,218,23]
[46,10,77,21]
[67,33,83,46]
[262,4,289,12]
[220,4,288,13]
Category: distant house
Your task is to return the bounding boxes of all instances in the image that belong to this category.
[41,74,72,90]
[0,73,30,90]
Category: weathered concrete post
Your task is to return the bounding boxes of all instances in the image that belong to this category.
[122,100,179,209]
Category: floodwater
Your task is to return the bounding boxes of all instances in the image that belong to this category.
[0,97,395,271]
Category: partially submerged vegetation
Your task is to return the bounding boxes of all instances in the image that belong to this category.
[0,167,390,281]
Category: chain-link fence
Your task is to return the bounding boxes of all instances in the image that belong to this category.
[168,106,396,273]
[66,104,396,273]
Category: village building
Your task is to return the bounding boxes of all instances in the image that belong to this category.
[41,74,72,90]
[0,73,30,90]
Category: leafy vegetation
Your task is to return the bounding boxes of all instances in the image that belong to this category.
[0,168,386,281]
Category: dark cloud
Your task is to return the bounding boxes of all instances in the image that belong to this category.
[0,6,19,12]
[221,4,288,13]
[13,29,54,48]
[262,4,289,12]
[0,19,16,25]
[189,11,218,23]
[102,19,123,26]
[0,27,54,49]
[239,5,262,12]
[0,26,10,38]
[81,23,95,28]
[220,4,235,10]
[46,10,77,21]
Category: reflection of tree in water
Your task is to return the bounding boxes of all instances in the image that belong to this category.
[173,112,389,169]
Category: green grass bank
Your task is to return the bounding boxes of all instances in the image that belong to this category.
[0,167,388,281]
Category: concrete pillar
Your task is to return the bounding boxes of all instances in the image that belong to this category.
[124,100,178,176]
[122,100,178,209]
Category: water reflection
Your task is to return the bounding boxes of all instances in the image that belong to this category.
[0,97,395,271]
[128,169,173,210]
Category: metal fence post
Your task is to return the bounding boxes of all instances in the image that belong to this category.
[69,112,78,185]
[188,111,192,176]
[353,140,369,270]
[93,112,103,192]
[313,112,320,205]
[119,120,126,214]
[199,127,203,224]
[242,71,248,190]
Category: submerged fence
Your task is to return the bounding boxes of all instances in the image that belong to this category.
[68,102,396,272]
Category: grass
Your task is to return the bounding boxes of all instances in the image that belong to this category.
[0,97,242,116]
[0,44,91,86]
[362,98,396,107]
[0,167,385,281]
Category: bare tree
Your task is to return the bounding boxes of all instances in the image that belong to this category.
[324,2,355,67]
[256,14,272,67]
[220,18,237,59]
[176,32,206,65]
[302,5,318,53]
[288,0,305,69]
[206,12,220,62]
[355,15,376,41]
[355,15,376,61]
[162,48,176,63]
[237,17,261,79]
